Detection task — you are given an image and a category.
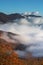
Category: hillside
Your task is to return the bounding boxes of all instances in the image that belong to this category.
[0,30,43,65]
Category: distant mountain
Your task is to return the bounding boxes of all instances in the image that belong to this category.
[25,15,42,17]
[0,12,24,23]
[0,12,42,24]
[0,12,8,23]
[22,11,42,17]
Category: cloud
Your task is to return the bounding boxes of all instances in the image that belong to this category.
[31,11,39,15]
[0,12,43,58]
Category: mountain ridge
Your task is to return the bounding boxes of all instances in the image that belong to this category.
[0,12,42,24]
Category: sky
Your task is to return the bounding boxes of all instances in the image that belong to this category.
[0,0,43,15]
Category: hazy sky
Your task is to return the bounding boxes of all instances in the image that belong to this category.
[0,0,43,15]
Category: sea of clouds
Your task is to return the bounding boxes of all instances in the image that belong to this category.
[0,12,43,58]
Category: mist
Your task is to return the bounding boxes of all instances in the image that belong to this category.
[0,12,43,58]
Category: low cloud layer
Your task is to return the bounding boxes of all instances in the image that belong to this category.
[0,12,43,58]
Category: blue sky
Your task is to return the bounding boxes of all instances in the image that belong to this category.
[0,0,43,15]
